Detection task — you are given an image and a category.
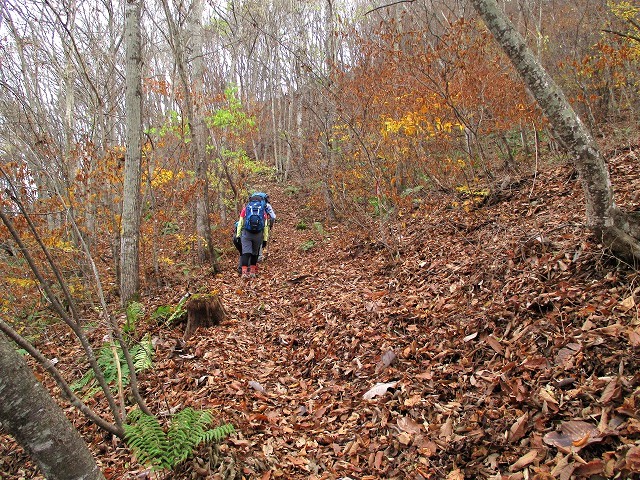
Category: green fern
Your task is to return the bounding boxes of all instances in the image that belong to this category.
[133,335,154,371]
[151,295,188,326]
[124,408,234,470]
[124,409,171,469]
[71,335,154,396]
[125,301,144,333]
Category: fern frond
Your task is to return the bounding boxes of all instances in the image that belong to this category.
[126,301,144,323]
[132,334,154,372]
[124,410,170,470]
[165,295,188,325]
[203,423,235,443]
[73,338,154,398]
[124,407,235,471]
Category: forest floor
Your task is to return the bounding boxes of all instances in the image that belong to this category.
[3,146,640,479]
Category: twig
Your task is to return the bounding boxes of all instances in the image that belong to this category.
[365,0,416,15]
[529,123,539,198]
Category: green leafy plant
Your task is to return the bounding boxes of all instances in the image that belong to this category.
[161,221,180,235]
[300,240,316,252]
[284,185,299,195]
[150,295,188,326]
[124,408,235,470]
[401,185,424,197]
[312,222,326,235]
[125,301,144,334]
[71,335,154,397]
[295,220,308,231]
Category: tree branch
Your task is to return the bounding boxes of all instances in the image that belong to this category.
[602,28,640,44]
[365,0,416,15]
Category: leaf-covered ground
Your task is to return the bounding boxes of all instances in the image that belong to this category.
[3,149,640,479]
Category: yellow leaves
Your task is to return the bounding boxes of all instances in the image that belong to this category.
[43,237,78,253]
[150,168,174,188]
[455,185,491,197]
[381,113,463,138]
[145,168,186,189]
[159,256,175,265]
[6,277,37,288]
[608,0,640,21]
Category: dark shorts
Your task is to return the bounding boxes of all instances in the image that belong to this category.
[240,230,263,256]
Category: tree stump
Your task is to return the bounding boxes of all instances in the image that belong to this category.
[183,293,227,339]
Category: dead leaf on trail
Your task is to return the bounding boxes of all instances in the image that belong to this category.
[376,350,397,372]
[620,295,636,312]
[418,440,438,457]
[404,394,422,407]
[550,453,572,477]
[374,450,384,469]
[629,328,640,347]
[509,449,539,471]
[600,378,620,404]
[440,416,454,441]
[598,323,625,336]
[463,331,478,342]
[539,386,559,405]
[508,412,529,443]
[543,420,603,453]
[397,416,422,434]
[397,431,412,445]
[573,460,604,477]
[446,468,464,480]
[626,445,640,472]
[554,342,581,368]
[485,335,504,356]
[248,380,266,393]
[363,381,398,400]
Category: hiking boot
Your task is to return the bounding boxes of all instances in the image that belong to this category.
[241,266,249,279]
[249,265,258,277]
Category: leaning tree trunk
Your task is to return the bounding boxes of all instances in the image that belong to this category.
[0,332,105,480]
[471,0,640,264]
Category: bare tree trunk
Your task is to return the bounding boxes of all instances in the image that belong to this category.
[190,0,218,268]
[120,0,143,306]
[471,0,640,264]
[161,0,217,269]
[0,332,105,480]
[322,0,337,222]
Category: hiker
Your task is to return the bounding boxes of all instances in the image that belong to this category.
[236,192,276,278]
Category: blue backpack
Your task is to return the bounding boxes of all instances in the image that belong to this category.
[244,192,267,233]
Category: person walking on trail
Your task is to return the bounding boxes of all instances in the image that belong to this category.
[235,192,276,278]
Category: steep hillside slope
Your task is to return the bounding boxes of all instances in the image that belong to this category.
[3,149,640,479]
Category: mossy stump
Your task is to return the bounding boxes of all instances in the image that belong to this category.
[183,293,227,339]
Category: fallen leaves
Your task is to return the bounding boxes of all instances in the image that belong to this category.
[6,159,640,479]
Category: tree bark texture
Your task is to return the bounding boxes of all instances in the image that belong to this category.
[471,0,640,264]
[0,332,105,480]
[120,0,143,306]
